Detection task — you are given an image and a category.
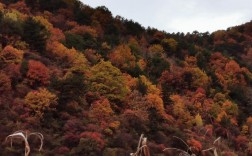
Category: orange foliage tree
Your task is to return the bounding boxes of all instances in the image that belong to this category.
[209,52,228,71]
[210,52,248,91]
[108,44,136,70]
[187,138,202,153]
[89,97,114,123]
[84,49,101,64]
[0,45,24,64]
[146,93,171,121]
[215,100,238,126]
[49,28,65,42]
[68,25,97,38]
[46,41,89,73]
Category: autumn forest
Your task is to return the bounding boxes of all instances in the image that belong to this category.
[0,0,252,155]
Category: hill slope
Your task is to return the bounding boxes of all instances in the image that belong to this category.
[0,0,252,155]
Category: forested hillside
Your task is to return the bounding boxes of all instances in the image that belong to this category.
[0,0,252,155]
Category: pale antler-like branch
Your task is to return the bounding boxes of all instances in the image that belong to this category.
[5,131,44,156]
[173,136,190,149]
[163,147,190,156]
[201,137,221,156]
[162,136,193,156]
[131,134,150,156]
[5,132,30,156]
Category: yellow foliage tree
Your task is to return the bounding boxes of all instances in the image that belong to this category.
[171,95,186,117]
[69,52,89,73]
[184,67,209,89]
[139,75,161,95]
[148,44,164,56]
[33,16,53,30]
[3,9,28,21]
[89,60,128,101]
[170,94,193,126]
[195,113,203,127]
[162,38,178,52]
[24,88,58,118]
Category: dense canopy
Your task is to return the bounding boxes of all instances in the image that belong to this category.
[0,0,252,155]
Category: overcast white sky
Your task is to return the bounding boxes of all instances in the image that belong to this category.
[80,0,252,33]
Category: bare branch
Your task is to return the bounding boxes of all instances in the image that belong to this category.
[213,137,221,145]
[173,136,190,149]
[163,148,190,156]
[137,134,144,149]
[203,129,209,137]
[202,147,215,152]
[213,148,218,156]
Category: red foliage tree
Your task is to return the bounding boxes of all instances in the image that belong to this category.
[26,60,50,86]
[79,132,105,150]
[70,131,105,155]
[235,135,249,151]
[0,72,11,92]
[8,1,30,14]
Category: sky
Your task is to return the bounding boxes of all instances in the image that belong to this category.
[80,0,252,33]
